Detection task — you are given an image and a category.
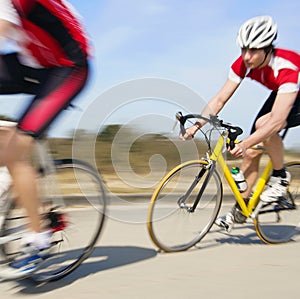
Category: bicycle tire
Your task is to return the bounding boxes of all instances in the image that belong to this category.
[147,160,222,252]
[0,159,106,282]
[254,161,300,244]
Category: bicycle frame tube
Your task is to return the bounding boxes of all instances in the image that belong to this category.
[217,155,251,217]
[190,161,216,212]
[210,135,250,216]
[177,166,208,211]
[210,134,273,217]
[247,160,272,212]
[34,139,56,175]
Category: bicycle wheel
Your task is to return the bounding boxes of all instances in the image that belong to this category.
[0,159,106,282]
[254,161,300,244]
[147,160,222,252]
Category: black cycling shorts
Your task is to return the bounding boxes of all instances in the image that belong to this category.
[251,91,300,134]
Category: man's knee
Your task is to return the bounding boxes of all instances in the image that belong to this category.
[244,147,264,160]
[4,130,34,167]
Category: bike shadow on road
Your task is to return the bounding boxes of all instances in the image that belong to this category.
[210,223,300,246]
[10,245,157,295]
[189,224,265,252]
[211,225,264,245]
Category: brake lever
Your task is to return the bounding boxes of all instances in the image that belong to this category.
[227,127,243,150]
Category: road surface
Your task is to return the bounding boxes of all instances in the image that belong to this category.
[1,201,299,299]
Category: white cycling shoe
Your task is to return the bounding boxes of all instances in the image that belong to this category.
[215,211,235,233]
[0,230,51,280]
[260,172,291,203]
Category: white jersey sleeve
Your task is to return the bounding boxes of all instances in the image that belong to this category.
[228,68,243,84]
[0,0,20,26]
[0,0,21,49]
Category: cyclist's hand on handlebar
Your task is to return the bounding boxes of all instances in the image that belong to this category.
[229,141,247,158]
[179,125,199,140]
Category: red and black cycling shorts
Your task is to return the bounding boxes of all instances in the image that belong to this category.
[0,53,89,138]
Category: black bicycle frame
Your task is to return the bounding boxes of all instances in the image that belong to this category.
[177,161,216,212]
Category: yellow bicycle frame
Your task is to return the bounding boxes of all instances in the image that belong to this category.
[210,132,273,218]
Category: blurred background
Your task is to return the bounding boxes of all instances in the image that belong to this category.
[0,0,299,196]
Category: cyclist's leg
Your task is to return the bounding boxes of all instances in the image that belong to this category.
[0,53,39,229]
[0,54,51,233]
[258,95,300,202]
[240,147,263,198]
[242,91,277,191]
[286,96,300,128]
[5,131,41,232]
[16,64,88,223]
[18,64,89,137]
[0,57,89,275]
[13,65,88,273]
[262,98,300,164]
[216,93,275,230]
[0,55,52,276]
[0,56,51,276]
[255,93,300,169]
[262,126,284,169]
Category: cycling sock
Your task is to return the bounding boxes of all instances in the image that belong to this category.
[272,168,286,178]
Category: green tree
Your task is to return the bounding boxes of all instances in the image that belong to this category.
[97,124,122,142]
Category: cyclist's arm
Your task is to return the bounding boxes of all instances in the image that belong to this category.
[0,19,14,37]
[181,79,240,139]
[202,79,240,117]
[0,20,14,49]
[230,91,297,157]
[0,0,21,42]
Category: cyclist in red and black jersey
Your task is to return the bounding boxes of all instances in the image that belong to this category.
[183,16,300,232]
[0,0,90,274]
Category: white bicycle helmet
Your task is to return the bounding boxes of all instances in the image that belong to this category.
[237,16,277,49]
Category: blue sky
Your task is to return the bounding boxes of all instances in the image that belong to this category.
[1,0,300,147]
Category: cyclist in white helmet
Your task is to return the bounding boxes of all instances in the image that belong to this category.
[182,16,300,232]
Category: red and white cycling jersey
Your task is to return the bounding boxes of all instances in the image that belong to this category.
[229,48,300,97]
[0,0,90,68]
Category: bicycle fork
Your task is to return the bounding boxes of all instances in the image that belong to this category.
[177,161,216,212]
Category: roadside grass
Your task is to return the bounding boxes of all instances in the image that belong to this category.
[49,137,299,195]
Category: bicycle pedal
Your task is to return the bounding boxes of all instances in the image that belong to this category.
[47,210,68,232]
[232,208,247,224]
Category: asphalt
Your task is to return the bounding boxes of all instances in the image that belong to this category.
[1,201,300,299]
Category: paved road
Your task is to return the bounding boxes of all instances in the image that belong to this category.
[1,201,300,299]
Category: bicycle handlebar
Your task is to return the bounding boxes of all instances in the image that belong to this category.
[176,111,243,150]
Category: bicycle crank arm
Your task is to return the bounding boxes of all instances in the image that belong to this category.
[250,201,264,219]
[251,199,294,219]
